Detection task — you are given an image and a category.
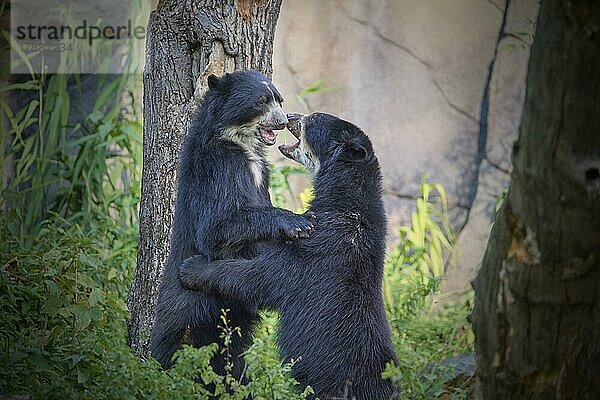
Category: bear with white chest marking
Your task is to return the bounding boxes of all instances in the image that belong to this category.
[149,71,316,380]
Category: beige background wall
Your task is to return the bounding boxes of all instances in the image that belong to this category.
[270,0,539,295]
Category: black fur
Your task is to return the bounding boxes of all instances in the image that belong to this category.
[149,70,315,377]
[179,113,399,399]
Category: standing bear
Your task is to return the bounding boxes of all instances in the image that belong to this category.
[180,113,399,399]
[149,71,315,379]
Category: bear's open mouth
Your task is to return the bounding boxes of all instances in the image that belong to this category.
[258,126,278,146]
[278,140,299,159]
[279,113,303,160]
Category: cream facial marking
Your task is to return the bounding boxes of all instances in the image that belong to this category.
[261,81,276,100]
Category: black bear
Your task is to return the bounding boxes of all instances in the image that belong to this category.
[149,71,316,379]
[179,113,399,399]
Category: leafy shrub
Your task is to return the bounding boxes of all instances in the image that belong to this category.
[382,182,472,399]
[0,214,309,400]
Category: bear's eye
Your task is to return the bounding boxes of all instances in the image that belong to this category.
[256,96,268,107]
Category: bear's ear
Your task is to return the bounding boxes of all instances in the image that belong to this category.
[344,136,369,163]
[207,74,222,91]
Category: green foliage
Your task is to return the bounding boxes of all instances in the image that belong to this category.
[387,181,455,284]
[383,299,473,400]
[0,71,142,240]
[1,10,142,241]
[382,181,472,399]
[0,215,309,400]
[0,215,136,398]
[168,309,310,400]
[245,311,313,399]
[383,180,455,323]
[268,164,307,209]
[297,186,315,214]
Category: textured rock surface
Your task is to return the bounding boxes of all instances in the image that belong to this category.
[270,0,539,295]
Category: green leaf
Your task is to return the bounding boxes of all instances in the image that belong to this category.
[107,268,118,280]
[43,298,61,316]
[88,110,104,124]
[68,354,85,369]
[78,274,95,289]
[77,365,90,383]
[46,325,63,344]
[88,306,103,321]
[80,254,102,268]
[0,81,39,92]
[29,351,51,371]
[44,279,61,295]
[74,306,91,330]
[88,287,105,306]
[114,298,129,314]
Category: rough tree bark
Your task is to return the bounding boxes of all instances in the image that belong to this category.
[127,0,283,357]
[472,0,600,399]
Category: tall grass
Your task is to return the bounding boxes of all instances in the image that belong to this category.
[381,182,472,400]
[0,2,143,240]
[384,180,456,321]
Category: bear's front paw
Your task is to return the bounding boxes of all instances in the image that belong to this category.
[179,258,204,290]
[302,211,318,226]
[278,213,315,240]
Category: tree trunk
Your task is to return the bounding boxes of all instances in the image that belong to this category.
[127,0,283,358]
[471,0,600,399]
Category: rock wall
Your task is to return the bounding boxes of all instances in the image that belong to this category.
[271,0,539,295]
